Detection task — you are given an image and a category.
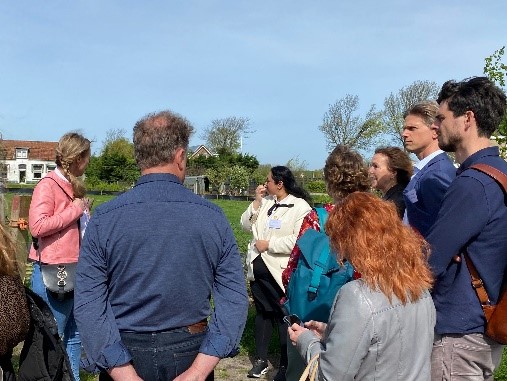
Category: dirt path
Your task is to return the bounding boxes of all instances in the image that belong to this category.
[215,355,280,381]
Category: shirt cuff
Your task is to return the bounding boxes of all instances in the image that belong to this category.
[199,332,238,358]
[81,341,132,373]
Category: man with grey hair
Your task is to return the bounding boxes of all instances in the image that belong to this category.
[75,110,249,380]
[402,100,456,237]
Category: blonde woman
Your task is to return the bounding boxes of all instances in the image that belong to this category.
[28,132,91,381]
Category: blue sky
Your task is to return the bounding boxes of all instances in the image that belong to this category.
[1,1,506,169]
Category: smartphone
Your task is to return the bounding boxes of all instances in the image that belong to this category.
[283,314,302,326]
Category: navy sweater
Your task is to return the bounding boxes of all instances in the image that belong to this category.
[427,147,507,335]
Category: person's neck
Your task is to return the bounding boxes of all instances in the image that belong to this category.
[141,164,184,182]
[276,191,290,202]
[416,141,440,161]
[382,181,398,195]
[454,138,491,164]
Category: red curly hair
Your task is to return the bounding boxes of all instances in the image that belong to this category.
[326,192,433,304]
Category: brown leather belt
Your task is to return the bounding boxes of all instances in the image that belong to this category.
[187,319,208,334]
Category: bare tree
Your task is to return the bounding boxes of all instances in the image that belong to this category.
[201,117,251,155]
[319,94,384,152]
[382,80,439,146]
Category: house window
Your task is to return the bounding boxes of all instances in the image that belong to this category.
[0,163,7,180]
[32,164,43,179]
[47,164,56,172]
[15,148,28,159]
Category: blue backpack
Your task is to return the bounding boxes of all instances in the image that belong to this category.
[284,207,354,322]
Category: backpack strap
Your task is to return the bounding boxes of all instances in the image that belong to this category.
[307,207,329,301]
[315,207,328,230]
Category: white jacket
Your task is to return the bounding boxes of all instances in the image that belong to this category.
[240,194,311,290]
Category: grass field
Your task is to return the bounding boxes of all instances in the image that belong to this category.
[3,193,507,380]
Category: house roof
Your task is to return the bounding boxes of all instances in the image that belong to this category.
[0,140,58,161]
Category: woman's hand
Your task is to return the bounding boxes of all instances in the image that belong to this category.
[254,240,269,253]
[252,185,267,211]
[72,198,86,212]
[288,323,308,346]
[304,320,327,340]
[255,185,267,201]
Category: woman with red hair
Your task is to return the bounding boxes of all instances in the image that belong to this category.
[288,192,435,380]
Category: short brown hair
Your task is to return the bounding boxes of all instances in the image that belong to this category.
[374,146,413,187]
[403,100,439,127]
[324,145,370,201]
[134,110,194,170]
[326,192,433,304]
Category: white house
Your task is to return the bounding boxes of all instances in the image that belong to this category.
[0,140,58,183]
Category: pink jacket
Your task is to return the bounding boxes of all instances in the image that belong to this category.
[28,171,83,264]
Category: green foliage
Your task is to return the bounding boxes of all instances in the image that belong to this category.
[306,180,326,193]
[495,348,507,380]
[85,129,140,184]
[484,46,507,159]
[311,193,333,205]
[188,152,259,194]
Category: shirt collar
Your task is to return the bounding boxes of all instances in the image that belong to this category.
[457,146,499,175]
[415,150,445,171]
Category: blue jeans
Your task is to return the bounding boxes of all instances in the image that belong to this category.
[31,263,81,381]
[99,328,214,381]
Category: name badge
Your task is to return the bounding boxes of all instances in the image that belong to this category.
[269,218,282,229]
[406,189,418,203]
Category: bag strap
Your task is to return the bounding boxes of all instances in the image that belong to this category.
[464,163,507,314]
[315,207,328,229]
[299,353,320,381]
[469,163,507,194]
[307,207,330,300]
[463,252,491,307]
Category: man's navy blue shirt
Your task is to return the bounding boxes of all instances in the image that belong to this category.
[74,174,249,372]
[427,146,507,335]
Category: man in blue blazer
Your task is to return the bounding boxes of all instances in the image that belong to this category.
[402,101,456,237]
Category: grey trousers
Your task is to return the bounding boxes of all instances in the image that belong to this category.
[431,333,504,381]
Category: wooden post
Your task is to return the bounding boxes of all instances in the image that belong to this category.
[8,195,32,282]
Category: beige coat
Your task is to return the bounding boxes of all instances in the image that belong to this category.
[240,194,311,291]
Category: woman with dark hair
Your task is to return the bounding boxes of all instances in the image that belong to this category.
[289,192,435,380]
[241,166,312,381]
[369,146,413,218]
[282,145,370,381]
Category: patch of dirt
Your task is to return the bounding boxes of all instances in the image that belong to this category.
[215,355,281,381]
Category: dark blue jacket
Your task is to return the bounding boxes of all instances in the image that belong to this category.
[75,173,249,372]
[404,152,456,237]
[427,147,507,335]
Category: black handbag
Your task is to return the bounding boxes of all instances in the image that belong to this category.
[40,263,77,298]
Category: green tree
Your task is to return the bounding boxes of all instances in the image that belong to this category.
[484,46,507,158]
[85,129,139,185]
[382,80,439,146]
[319,94,385,152]
[201,117,252,155]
